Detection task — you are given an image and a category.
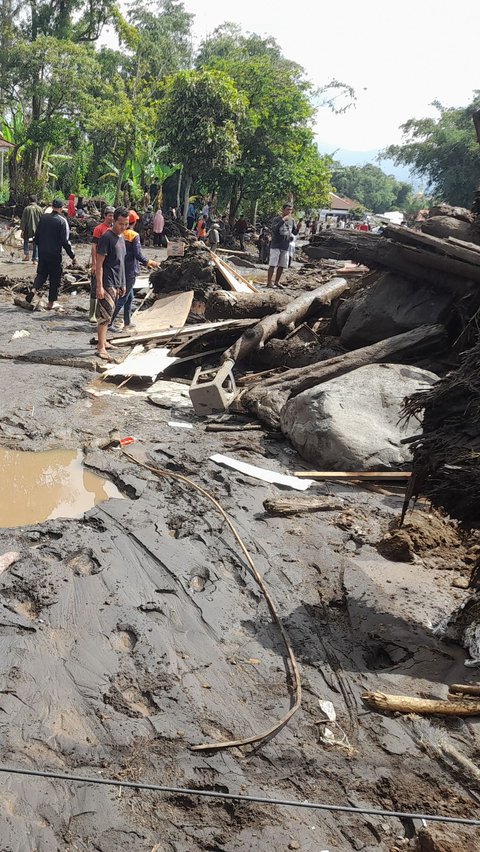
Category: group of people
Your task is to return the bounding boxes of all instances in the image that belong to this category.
[89,206,159,359]
[21,197,160,360]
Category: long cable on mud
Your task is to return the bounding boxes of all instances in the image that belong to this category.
[0,765,479,826]
[122,449,302,752]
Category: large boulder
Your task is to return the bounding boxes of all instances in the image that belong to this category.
[281,363,438,471]
[421,215,474,241]
[336,272,454,348]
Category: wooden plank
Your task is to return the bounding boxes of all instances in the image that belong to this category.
[132,291,193,334]
[108,318,255,346]
[447,236,480,254]
[386,222,480,267]
[293,471,411,479]
[209,250,258,293]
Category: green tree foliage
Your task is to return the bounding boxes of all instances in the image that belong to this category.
[331,162,414,213]
[384,94,480,207]
[159,69,246,220]
[196,24,332,217]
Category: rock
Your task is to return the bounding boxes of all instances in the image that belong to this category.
[421,215,474,241]
[428,204,473,223]
[281,363,438,471]
[336,272,454,348]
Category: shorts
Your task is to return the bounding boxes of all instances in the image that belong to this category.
[96,284,118,325]
[269,248,289,269]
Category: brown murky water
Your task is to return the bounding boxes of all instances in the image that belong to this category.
[0,448,122,528]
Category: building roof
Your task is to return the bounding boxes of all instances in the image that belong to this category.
[328,193,359,211]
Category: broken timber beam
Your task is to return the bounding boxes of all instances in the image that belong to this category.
[363,690,480,716]
[222,277,348,364]
[304,231,480,289]
[242,323,446,429]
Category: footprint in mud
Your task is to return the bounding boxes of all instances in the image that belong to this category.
[66,549,102,576]
[109,627,138,653]
[103,683,157,718]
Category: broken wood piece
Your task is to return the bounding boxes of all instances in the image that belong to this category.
[363,690,480,716]
[293,471,411,480]
[205,423,262,432]
[223,277,348,364]
[209,251,256,293]
[263,495,344,515]
[132,291,193,334]
[242,323,446,430]
[205,289,290,320]
[448,683,480,697]
[107,318,256,346]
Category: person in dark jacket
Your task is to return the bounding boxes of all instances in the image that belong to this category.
[25,199,76,310]
[267,203,295,287]
[110,210,159,330]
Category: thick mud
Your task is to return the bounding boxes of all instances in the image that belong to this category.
[0,257,478,850]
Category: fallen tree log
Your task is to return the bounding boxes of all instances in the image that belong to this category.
[263,495,345,515]
[242,324,446,428]
[223,277,348,364]
[304,231,480,289]
[205,289,290,321]
[363,690,480,716]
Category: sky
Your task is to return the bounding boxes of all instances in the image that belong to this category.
[180,0,479,155]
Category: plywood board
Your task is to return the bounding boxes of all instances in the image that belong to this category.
[103,346,178,381]
[133,291,194,334]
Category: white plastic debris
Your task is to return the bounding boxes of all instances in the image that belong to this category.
[10,329,30,341]
[318,700,336,722]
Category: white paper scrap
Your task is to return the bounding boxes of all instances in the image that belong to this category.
[210,454,314,491]
[168,421,193,429]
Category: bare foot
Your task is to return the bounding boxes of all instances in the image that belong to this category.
[105,342,116,349]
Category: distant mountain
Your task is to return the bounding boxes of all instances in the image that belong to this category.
[316,141,423,190]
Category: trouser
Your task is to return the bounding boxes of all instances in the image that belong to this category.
[187,216,194,230]
[23,237,38,260]
[153,231,163,246]
[31,256,62,303]
[111,281,134,326]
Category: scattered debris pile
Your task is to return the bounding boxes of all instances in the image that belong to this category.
[150,243,218,297]
[403,340,480,529]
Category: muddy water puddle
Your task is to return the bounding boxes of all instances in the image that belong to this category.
[0,447,122,528]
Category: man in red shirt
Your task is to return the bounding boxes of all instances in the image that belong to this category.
[89,205,114,322]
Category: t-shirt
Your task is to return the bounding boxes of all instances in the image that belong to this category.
[270,215,293,251]
[97,229,126,290]
[92,222,111,244]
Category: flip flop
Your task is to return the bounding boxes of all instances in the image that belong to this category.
[96,351,113,361]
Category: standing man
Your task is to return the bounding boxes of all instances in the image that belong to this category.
[95,206,129,360]
[20,195,43,262]
[89,205,114,322]
[267,203,295,287]
[25,198,76,310]
[110,210,159,331]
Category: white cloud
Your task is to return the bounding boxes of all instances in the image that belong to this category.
[182,0,479,150]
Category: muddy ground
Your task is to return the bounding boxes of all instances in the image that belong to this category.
[0,247,478,852]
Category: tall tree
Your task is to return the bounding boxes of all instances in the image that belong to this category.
[384,94,480,207]
[197,25,332,218]
[159,69,245,221]
[331,162,414,213]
